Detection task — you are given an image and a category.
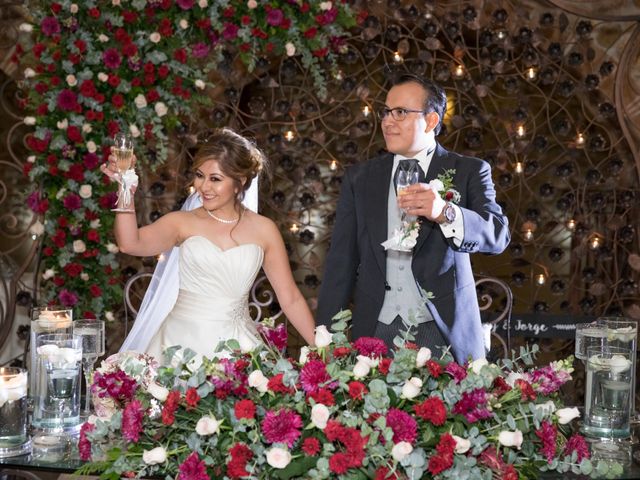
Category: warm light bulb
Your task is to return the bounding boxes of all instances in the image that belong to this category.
[329,160,338,171]
[515,161,524,174]
[567,219,576,230]
[393,51,403,63]
[575,133,585,146]
[496,29,507,40]
[524,229,534,241]
[526,67,537,80]
[535,274,546,286]
[590,236,601,250]
[516,125,525,137]
[284,130,295,142]
[290,223,299,233]
[333,70,344,81]
[453,64,465,78]
[362,105,370,117]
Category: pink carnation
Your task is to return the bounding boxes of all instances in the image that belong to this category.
[78,422,94,460]
[257,322,288,351]
[261,409,302,447]
[535,421,557,463]
[121,399,144,443]
[300,359,333,393]
[353,337,388,357]
[63,193,82,210]
[102,48,122,69]
[445,362,468,383]
[386,408,418,444]
[40,17,60,36]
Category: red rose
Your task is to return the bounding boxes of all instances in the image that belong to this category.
[122,42,137,57]
[303,27,317,39]
[51,3,62,13]
[89,285,102,297]
[83,311,97,319]
[88,7,100,18]
[87,229,100,242]
[67,125,82,144]
[241,15,250,25]
[146,89,160,103]
[43,246,54,256]
[111,93,124,109]
[33,43,46,58]
[108,74,121,88]
[445,191,454,200]
[173,48,187,63]
[131,77,141,87]
[158,65,170,78]
[53,276,65,287]
[234,399,256,420]
[63,263,83,277]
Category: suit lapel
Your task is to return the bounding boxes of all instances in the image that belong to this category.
[364,153,394,276]
[413,144,456,255]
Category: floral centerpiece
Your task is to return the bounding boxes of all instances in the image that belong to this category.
[15,0,360,318]
[77,311,612,480]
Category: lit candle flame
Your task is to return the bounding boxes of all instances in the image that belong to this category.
[536,274,546,286]
[516,125,525,137]
[362,106,370,117]
[284,130,295,142]
[393,51,403,63]
[515,161,524,174]
[526,67,537,80]
[329,160,338,171]
[290,223,299,233]
[524,229,534,241]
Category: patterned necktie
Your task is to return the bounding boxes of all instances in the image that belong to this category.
[393,158,425,195]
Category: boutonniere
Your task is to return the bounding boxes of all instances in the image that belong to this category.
[382,169,458,252]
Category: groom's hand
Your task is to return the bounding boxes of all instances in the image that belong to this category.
[397,183,446,222]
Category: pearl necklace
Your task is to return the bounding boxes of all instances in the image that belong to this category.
[205,208,239,224]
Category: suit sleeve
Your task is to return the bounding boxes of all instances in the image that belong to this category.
[316,167,360,327]
[455,159,510,254]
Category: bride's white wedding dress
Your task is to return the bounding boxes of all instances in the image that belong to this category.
[145,236,264,361]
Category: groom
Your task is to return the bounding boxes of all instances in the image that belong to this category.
[316,73,510,363]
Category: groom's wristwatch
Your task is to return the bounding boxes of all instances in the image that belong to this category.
[441,202,456,225]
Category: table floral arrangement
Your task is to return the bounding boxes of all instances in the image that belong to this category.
[78,311,602,480]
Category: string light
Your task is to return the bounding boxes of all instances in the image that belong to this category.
[535,274,546,286]
[284,130,295,142]
[516,124,526,137]
[589,235,602,250]
[329,160,338,171]
[290,223,299,234]
[452,64,465,79]
[575,132,585,147]
[362,105,370,117]
[393,51,403,63]
[496,29,507,40]
[567,219,576,230]
[523,229,534,241]
[525,67,537,80]
[515,161,524,174]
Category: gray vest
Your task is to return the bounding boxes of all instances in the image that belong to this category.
[377,179,433,325]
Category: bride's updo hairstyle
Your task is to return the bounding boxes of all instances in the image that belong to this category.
[192,128,268,205]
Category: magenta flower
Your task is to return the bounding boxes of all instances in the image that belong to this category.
[445,362,468,383]
[83,153,99,169]
[300,359,332,393]
[176,0,195,10]
[122,399,144,443]
[386,408,418,444]
[56,89,79,111]
[524,365,571,395]
[59,289,79,307]
[535,420,557,463]
[102,48,122,69]
[40,17,61,36]
[63,193,82,210]
[92,370,138,404]
[190,42,209,58]
[261,409,302,447]
[178,452,209,480]
[27,191,41,212]
[257,322,288,351]
[78,422,94,460]
[452,388,493,423]
[353,337,388,357]
[266,8,284,26]
[563,434,590,462]
[222,22,239,40]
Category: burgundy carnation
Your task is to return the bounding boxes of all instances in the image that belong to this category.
[57,89,79,111]
[261,409,302,447]
[178,452,209,480]
[353,337,388,357]
[300,359,332,393]
[266,8,284,26]
[58,289,78,307]
[102,48,122,69]
[78,422,94,460]
[386,408,418,444]
[121,399,144,443]
[63,193,82,210]
[40,16,61,36]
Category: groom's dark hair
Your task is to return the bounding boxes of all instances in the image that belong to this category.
[390,73,447,135]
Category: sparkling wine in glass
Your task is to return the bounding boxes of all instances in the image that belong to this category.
[396,167,420,221]
[73,320,105,414]
[111,133,135,212]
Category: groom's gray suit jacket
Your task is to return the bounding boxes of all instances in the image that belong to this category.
[316,144,510,363]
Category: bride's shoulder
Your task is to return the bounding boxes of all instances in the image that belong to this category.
[244,211,279,233]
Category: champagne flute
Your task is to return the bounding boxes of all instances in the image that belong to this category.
[111,133,135,212]
[73,320,105,414]
[396,167,420,221]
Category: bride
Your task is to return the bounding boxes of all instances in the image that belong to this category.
[102,128,316,360]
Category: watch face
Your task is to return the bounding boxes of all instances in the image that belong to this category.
[445,204,456,223]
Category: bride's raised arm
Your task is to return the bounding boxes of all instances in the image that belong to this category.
[260,217,316,346]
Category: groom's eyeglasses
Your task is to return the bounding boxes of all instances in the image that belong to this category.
[377,107,428,121]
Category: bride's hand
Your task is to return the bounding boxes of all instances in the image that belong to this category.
[100,154,138,182]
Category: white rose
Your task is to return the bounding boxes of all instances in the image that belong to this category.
[29,220,44,235]
[23,68,36,78]
[82,123,92,133]
[179,19,188,29]
[56,188,66,199]
[129,124,141,138]
[90,219,101,229]
[311,403,330,430]
[609,355,631,374]
[266,447,291,469]
[57,119,68,129]
[149,32,161,43]
[42,269,55,280]
[285,42,296,57]
[154,102,168,117]
[142,447,167,465]
[416,347,431,367]
[27,155,36,163]
[314,325,333,348]
[24,116,36,125]
[66,74,77,87]
[80,272,89,281]
[98,34,109,43]
[401,377,423,399]
[112,0,120,5]
[73,240,86,253]
[352,360,371,379]
[535,400,556,416]
[69,4,78,13]
[105,311,115,322]
[391,441,413,461]
[134,94,147,109]
[238,334,257,353]
[197,0,208,6]
[106,242,119,254]
[248,370,268,393]
[97,72,109,82]
[247,0,257,8]
[470,358,489,374]
[556,407,580,425]
[79,184,92,199]
[498,430,523,449]
[299,346,310,364]
[320,1,332,10]
[195,415,220,435]
[195,79,205,90]
[452,435,471,454]
[147,382,169,402]
[19,23,33,32]
[356,355,379,368]
[87,141,97,153]
[428,178,444,192]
